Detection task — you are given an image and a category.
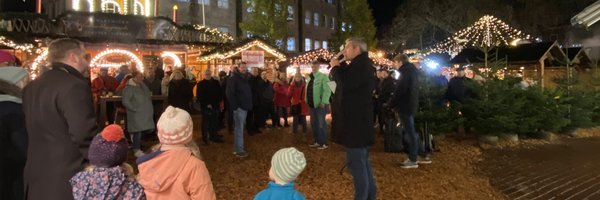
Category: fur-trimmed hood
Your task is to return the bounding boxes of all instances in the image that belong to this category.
[0,79,22,103]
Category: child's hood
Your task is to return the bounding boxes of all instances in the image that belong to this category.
[137,149,193,193]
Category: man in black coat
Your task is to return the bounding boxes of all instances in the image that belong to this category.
[330,37,377,200]
[246,67,262,134]
[376,69,395,133]
[197,69,224,145]
[22,38,98,200]
[386,54,429,169]
[226,63,252,158]
[445,67,470,104]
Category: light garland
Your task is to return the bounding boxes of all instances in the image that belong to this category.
[368,51,394,66]
[193,25,235,42]
[428,15,532,55]
[90,49,144,72]
[289,48,335,64]
[30,49,48,80]
[0,36,37,53]
[161,51,182,67]
[198,40,287,61]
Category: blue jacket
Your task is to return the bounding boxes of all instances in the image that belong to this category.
[254,181,305,200]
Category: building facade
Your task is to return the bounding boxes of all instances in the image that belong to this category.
[39,0,338,53]
[239,0,339,53]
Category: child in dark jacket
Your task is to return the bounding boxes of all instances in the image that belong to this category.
[70,124,146,200]
[254,147,307,200]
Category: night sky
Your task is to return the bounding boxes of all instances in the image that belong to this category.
[368,0,403,30]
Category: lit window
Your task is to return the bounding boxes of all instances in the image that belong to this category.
[276,39,284,49]
[341,22,347,32]
[305,11,311,24]
[200,0,209,5]
[217,27,229,34]
[314,40,320,49]
[218,0,228,9]
[314,13,319,26]
[287,37,295,51]
[287,5,294,21]
[323,41,328,50]
[305,38,311,52]
[331,18,335,30]
[102,1,120,14]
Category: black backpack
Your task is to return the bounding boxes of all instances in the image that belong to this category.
[383,110,408,153]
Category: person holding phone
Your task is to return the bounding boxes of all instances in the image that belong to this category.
[329,37,377,200]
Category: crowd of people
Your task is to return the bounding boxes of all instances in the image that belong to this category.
[0,36,491,200]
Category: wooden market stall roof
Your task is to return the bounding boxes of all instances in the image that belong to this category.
[289,48,335,64]
[562,47,594,68]
[450,41,567,66]
[197,39,287,62]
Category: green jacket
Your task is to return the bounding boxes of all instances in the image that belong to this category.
[305,71,332,107]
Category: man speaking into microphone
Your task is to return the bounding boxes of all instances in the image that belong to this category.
[329,37,377,200]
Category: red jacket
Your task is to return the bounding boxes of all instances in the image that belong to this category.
[273,82,291,107]
[288,83,309,116]
[91,76,119,95]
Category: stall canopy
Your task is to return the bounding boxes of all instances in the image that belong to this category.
[197,39,287,62]
[450,42,567,66]
[289,48,335,64]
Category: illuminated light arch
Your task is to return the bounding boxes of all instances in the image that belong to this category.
[90,49,144,72]
[101,0,121,13]
[145,0,151,16]
[161,52,182,68]
[134,1,144,15]
[73,0,94,11]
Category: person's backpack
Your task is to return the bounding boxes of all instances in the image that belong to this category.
[383,110,408,153]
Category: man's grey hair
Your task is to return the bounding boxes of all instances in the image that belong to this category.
[346,37,367,52]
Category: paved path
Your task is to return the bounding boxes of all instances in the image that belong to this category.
[480,137,600,200]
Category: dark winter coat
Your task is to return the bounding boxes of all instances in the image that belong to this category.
[0,80,27,200]
[388,63,420,116]
[226,70,253,111]
[196,78,223,109]
[445,76,470,103]
[250,75,262,107]
[22,62,98,200]
[377,77,395,106]
[168,79,194,111]
[330,52,376,148]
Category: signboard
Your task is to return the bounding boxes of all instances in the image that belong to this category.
[242,51,265,68]
[0,12,232,44]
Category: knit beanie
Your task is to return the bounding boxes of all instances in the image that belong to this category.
[271,147,307,184]
[157,106,193,145]
[88,124,129,168]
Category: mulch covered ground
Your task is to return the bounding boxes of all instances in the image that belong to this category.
[130,115,506,199]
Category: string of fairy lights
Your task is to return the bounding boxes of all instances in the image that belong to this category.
[197,40,287,61]
[289,48,335,64]
[0,36,40,54]
[193,25,235,42]
[428,15,532,55]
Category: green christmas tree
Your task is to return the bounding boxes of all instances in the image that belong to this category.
[239,0,289,48]
[331,0,377,50]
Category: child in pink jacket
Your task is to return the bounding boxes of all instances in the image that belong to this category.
[137,106,216,200]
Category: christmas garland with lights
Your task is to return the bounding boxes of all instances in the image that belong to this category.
[429,15,531,54]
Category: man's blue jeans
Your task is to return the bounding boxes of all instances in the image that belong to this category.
[233,108,247,153]
[346,148,377,200]
[310,107,328,145]
[400,114,424,162]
